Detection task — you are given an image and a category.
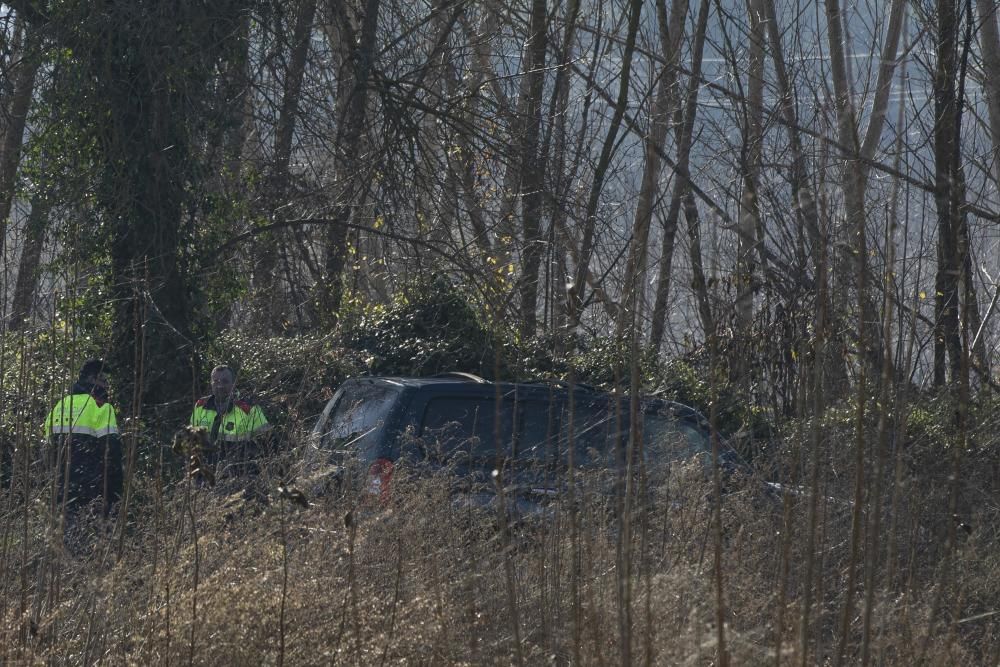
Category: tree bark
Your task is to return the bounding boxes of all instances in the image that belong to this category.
[685,189,714,335]
[320,0,382,317]
[517,0,549,337]
[7,191,48,329]
[734,0,765,335]
[829,0,902,381]
[0,18,38,308]
[932,0,963,385]
[975,0,1000,187]
[92,1,248,410]
[858,0,907,174]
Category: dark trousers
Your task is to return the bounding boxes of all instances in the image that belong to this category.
[208,441,266,479]
[55,437,123,515]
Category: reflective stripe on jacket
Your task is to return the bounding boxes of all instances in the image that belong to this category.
[44,393,119,438]
[190,396,271,445]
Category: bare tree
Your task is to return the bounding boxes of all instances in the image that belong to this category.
[649,0,711,348]
[617,0,690,341]
[319,0,383,316]
[254,0,319,332]
[566,0,643,331]
[932,0,966,385]
[733,0,765,337]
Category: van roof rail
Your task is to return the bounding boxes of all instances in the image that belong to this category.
[431,371,489,383]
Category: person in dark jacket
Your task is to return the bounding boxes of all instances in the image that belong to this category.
[43,359,123,516]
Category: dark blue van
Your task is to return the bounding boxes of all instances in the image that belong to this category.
[309,373,730,516]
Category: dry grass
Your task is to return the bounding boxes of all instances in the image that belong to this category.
[2,440,999,666]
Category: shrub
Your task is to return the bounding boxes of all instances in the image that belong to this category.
[341,277,502,379]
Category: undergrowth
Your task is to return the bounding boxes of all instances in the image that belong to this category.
[1,439,997,665]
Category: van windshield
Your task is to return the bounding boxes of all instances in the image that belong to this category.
[320,382,400,449]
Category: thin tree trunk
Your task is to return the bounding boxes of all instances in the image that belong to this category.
[321,0,381,316]
[827,0,889,380]
[7,192,48,330]
[441,68,492,255]
[442,56,492,255]
[827,0,874,654]
[463,3,529,265]
[858,0,907,172]
[566,0,643,329]
[975,0,1000,186]
[617,0,689,340]
[0,19,38,306]
[761,0,848,393]
[540,0,583,339]
[495,21,540,256]
[760,0,823,262]
[259,0,317,331]
[223,14,252,181]
[550,216,620,320]
[955,7,984,376]
[932,0,963,385]
[517,0,548,337]
[201,13,251,330]
[968,0,1000,374]
[273,0,317,187]
[734,0,765,335]
[685,189,714,335]
[650,0,710,349]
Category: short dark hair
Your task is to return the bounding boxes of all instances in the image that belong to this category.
[79,359,106,382]
[211,365,235,380]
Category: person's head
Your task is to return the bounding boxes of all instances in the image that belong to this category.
[78,359,109,391]
[210,365,236,402]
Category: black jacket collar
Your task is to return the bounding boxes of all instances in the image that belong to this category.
[72,381,108,402]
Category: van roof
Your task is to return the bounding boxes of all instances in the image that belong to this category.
[344,374,603,392]
[341,375,708,424]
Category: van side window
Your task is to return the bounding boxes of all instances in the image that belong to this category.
[561,399,621,467]
[641,414,709,461]
[513,400,560,462]
[420,397,512,459]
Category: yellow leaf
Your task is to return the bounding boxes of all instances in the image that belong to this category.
[919,291,926,299]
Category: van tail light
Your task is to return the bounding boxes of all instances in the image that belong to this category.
[366,458,394,503]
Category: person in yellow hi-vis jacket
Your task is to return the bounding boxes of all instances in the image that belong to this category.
[190,364,272,478]
[44,359,123,516]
